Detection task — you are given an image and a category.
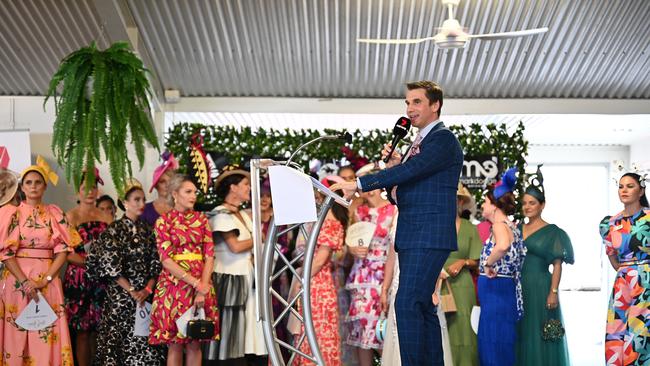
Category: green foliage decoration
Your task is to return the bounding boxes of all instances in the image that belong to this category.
[165,122,528,209]
[44,42,159,195]
[450,121,529,217]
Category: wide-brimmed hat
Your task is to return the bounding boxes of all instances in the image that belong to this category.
[0,169,19,206]
[457,182,472,204]
[214,165,251,191]
[150,151,179,193]
[21,156,58,186]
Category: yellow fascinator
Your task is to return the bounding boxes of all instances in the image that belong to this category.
[21,156,59,186]
[122,178,143,200]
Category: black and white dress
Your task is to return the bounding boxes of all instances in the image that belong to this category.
[87,216,165,366]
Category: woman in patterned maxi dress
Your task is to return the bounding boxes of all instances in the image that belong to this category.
[294,206,348,366]
[477,183,526,366]
[149,175,219,364]
[86,180,165,365]
[64,176,113,366]
[0,164,81,366]
[601,173,650,366]
[345,193,396,366]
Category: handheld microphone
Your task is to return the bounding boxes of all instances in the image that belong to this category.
[383,117,411,163]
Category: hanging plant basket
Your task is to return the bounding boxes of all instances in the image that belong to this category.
[44,41,159,195]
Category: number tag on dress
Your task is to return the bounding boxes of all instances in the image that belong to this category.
[134,302,152,337]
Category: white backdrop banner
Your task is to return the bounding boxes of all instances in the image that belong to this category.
[0,129,31,172]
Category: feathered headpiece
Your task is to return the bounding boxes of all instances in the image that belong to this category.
[612,160,648,188]
[525,164,545,203]
[341,146,370,171]
[493,167,518,200]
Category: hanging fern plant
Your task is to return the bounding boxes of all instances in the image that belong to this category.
[44,41,159,195]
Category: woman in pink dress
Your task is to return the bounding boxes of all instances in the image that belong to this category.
[0,157,81,366]
[295,187,348,366]
[148,174,219,365]
[346,186,396,365]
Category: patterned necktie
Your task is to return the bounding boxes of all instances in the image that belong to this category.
[407,133,423,159]
[391,133,424,202]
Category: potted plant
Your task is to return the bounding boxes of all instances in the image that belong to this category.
[44,41,159,194]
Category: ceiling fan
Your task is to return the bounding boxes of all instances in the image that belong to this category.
[357,0,548,49]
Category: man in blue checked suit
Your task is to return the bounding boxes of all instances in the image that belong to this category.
[333,81,463,365]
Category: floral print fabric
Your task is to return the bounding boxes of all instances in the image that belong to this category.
[600,208,650,366]
[64,220,108,331]
[86,216,165,364]
[0,202,80,366]
[479,222,527,320]
[345,204,395,349]
[148,209,219,344]
[295,218,344,366]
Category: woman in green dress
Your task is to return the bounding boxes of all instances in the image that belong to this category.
[516,166,574,366]
[441,183,482,365]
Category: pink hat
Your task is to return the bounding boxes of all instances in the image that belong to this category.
[320,175,345,188]
[150,151,179,193]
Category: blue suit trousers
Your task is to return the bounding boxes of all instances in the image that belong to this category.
[396,248,451,366]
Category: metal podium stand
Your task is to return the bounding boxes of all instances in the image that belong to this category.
[250,158,350,366]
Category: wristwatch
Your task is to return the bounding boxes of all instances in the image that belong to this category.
[482,260,493,268]
[551,288,558,294]
[128,286,135,292]
[46,275,53,283]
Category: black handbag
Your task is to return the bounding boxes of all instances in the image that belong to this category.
[187,319,215,340]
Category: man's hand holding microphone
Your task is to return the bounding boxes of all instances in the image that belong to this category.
[330,117,411,198]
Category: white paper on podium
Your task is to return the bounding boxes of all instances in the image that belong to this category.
[15,293,58,330]
[134,302,152,337]
[268,166,317,225]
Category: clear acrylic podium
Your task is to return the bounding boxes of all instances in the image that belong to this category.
[250,158,350,366]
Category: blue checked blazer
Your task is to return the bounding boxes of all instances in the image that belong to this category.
[359,122,463,251]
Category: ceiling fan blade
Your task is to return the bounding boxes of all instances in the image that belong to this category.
[468,27,548,40]
[357,36,436,45]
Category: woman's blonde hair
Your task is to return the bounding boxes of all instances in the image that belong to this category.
[167,174,194,206]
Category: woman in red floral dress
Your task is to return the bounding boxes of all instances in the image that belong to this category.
[295,194,348,366]
[148,175,219,365]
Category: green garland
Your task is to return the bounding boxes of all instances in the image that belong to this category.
[45,42,159,195]
[165,122,528,210]
[450,122,528,213]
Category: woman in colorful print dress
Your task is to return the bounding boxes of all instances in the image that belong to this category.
[601,172,650,366]
[345,184,396,366]
[86,179,165,365]
[442,183,482,366]
[149,174,219,364]
[477,169,526,366]
[0,158,81,366]
[516,168,574,366]
[208,166,267,365]
[141,151,177,226]
[64,170,112,366]
[294,189,349,366]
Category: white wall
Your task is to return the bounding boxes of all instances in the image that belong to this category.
[0,97,160,211]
